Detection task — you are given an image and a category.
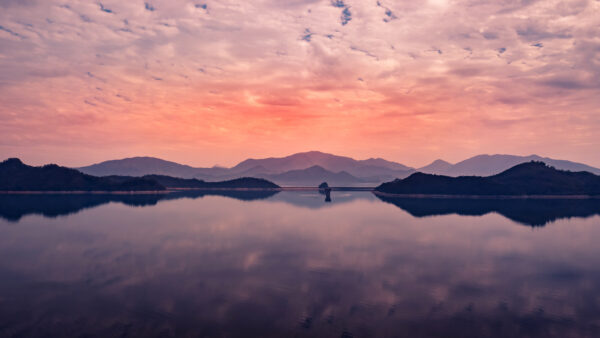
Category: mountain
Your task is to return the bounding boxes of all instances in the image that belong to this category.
[418,159,453,174]
[77,152,414,185]
[376,161,600,196]
[141,175,279,189]
[75,152,600,186]
[230,151,413,178]
[420,154,600,176]
[262,165,365,186]
[78,156,226,178]
[0,158,165,191]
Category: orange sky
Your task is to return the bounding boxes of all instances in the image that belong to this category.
[1,0,599,168]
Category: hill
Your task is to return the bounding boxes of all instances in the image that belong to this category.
[142,175,279,189]
[78,156,225,178]
[376,161,600,196]
[231,151,412,174]
[75,152,600,186]
[417,159,453,174]
[76,152,414,185]
[262,165,365,186]
[418,154,600,176]
[0,158,165,191]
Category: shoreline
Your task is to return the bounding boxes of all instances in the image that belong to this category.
[0,187,375,194]
[373,191,600,199]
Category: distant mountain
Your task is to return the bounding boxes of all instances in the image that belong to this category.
[75,152,600,186]
[77,152,414,185]
[419,154,600,176]
[0,158,164,191]
[230,151,413,178]
[376,161,600,196]
[262,165,365,187]
[418,159,453,174]
[78,156,226,178]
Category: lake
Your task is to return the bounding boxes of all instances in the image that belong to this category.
[1,191,600,337]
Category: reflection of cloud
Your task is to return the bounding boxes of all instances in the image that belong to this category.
[2,194,600,336]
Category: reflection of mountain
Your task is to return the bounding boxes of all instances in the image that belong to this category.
[0,190,380,222]
[376,195,600,227]
[269,191,376,209]
[0,190,279,222]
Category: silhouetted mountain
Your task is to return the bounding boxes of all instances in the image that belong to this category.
[0,190,280,222]
[418,159,453,174]
[420,154,600,176]
[0,158,164,191]
[375,195,600,227]
[376,162,600,196]
[76,152,413,184]
[232,151,410,173]
[78,156,226,178]
[141,175,280,189]
[75,152,600,186]
[229,151,413,182]
[262,165,364,186]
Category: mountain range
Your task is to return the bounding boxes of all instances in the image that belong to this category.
[417,154,600,177]
[376,161,600,196]
[0,158,164,191]
[77,151,600,187]
[0,158,279,192]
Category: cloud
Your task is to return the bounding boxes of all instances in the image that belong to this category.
[0,0,599,166]
[144,2,155,11]
[340,6,352,25]
[99,3,113,14]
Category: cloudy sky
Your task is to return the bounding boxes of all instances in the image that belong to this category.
[0,0,599,167]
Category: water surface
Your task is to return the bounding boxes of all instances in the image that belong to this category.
[1,191,600,337]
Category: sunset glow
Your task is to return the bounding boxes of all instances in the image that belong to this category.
[1,0,599,167]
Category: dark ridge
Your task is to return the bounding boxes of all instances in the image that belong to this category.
[0,159,280,192]
[376,162,600,196]
[0,158,164,191]
[108,175,280,189]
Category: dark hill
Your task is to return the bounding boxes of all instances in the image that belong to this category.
[142,175,280,189]
[376,161,600,196]
[0,158,164,191]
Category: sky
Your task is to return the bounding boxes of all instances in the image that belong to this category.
[0,0,599,168]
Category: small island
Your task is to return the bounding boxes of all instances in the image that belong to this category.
[0,158,280,192]
[375,161,600,197]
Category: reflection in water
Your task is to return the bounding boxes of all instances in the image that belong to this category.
[375,195,600,227]
[0,190,279,222]
[1,192,600,337]
[2,191,600,227]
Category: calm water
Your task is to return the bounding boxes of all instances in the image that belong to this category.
[1,191,600,337]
